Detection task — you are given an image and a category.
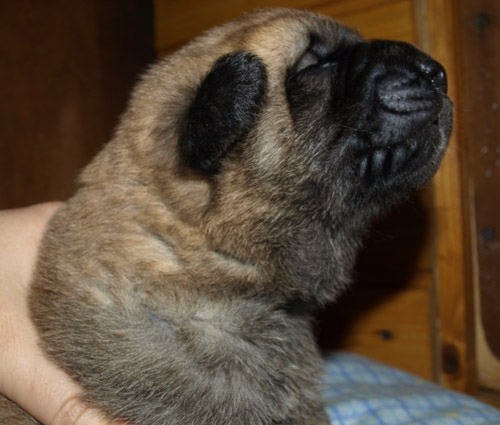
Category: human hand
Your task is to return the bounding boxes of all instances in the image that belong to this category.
[0,203,124,425]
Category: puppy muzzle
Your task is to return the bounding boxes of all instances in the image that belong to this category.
[343,40,451,181]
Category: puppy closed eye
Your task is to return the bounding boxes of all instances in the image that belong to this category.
[290,50,340,81]
[295,51,321,73]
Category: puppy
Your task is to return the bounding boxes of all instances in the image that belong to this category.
[1,8,452,425]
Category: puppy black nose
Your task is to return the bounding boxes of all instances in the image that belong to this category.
[374,51,445,122]
[377,71,438,115]
[416,58,448,94]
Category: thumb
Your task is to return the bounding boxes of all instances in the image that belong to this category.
[47,396,125,425]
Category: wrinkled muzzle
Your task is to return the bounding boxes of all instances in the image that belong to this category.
[338,40,451,181]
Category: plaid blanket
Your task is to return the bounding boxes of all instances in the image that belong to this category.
[323,352,500,425]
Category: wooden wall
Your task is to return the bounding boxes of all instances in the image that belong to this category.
[0,1,155,208]
[155,0,419,54]
[457,0,500,397]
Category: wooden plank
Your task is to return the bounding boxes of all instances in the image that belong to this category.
[319,274,435,380]
[317,0,416,43]
[479,391,500,410]
[0,1,155,208]
[476,314,500,391]
[420,0,477,394]
[155,0,409,53]
[456,0,500,392]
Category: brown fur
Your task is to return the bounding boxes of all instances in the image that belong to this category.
[1,9,452,424]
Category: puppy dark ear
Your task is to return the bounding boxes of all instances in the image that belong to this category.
[180,52,267,175]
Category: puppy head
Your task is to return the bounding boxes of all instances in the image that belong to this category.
[286,37,452,206]
[103,9,452,300]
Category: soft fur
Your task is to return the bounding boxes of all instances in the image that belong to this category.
[1,9,452,425]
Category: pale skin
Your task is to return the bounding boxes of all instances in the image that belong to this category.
[0,203,125,425]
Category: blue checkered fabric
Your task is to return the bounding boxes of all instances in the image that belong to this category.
[322,352,500,425]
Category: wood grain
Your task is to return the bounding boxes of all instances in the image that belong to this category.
[456,0,500,392]
[422,0,477,394]
[317,0,416,42]
[155,0,412,54]
[0,1,155,208]
[319,273,435,380]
